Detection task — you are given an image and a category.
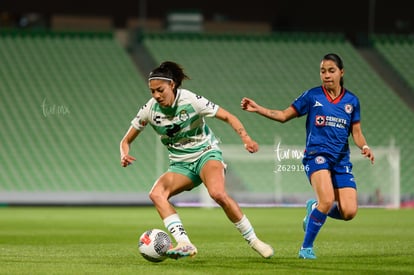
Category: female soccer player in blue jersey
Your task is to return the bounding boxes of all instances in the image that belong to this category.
[241,53,374,259]
[120,61,274,260]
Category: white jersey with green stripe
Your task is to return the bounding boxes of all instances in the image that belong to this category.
[131,89,221,162]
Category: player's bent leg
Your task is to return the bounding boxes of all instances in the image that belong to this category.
[151,172,198,260]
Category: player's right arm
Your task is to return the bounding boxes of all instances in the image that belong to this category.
[120,126,140,167]
[121,101,151,167]
[241,97,297,123]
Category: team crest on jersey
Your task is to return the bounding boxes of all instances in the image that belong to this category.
[315,115,326,126]
[179,110,190,121]
[344,104,353,114]
[315,156,326,164]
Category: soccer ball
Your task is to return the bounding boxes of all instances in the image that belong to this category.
[138,229,172,262]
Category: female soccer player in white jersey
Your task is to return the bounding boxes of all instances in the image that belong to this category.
[120,61,274,260]
[241,53,374,259]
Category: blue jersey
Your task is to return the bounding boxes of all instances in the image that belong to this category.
[291,86,360,161]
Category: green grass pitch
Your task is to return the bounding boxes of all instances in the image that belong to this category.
[0,206,413,274]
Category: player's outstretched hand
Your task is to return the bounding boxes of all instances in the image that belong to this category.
[241,97,259,112]
[121,154,136,167]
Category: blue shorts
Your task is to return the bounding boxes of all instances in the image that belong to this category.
[168,150,224,187]
[303,153,356,189]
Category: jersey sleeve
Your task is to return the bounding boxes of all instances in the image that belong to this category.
[291,90,311,117]
[352,97,361,124]
[191,93,219,117]
[130,101,152,131]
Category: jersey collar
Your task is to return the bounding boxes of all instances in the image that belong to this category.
[322,86,345,104]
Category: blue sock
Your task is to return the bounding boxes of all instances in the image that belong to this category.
[328,203,343,220]
[302,208,327,248]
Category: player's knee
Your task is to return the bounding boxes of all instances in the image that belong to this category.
[342,208,357,221]
[208,190,228,205]
[148,190,159,203]
[148,187,166,203]
[318,198,335,213]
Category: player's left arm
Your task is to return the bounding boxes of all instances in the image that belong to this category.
[351,122,374,164]
[215,107,259,153]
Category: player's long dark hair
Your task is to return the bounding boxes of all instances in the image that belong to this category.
[149,61,190,92]
[322,53,344,87]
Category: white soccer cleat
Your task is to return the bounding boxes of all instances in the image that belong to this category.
[166,242,198,259]
[250,239,274,259]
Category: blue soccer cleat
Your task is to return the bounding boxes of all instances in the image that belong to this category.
[298,247,317,259]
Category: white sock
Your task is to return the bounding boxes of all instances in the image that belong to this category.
[163,213,191,243]
[234,215,258,243]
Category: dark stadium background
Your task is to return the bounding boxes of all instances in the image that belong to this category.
[2,0,412,38]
